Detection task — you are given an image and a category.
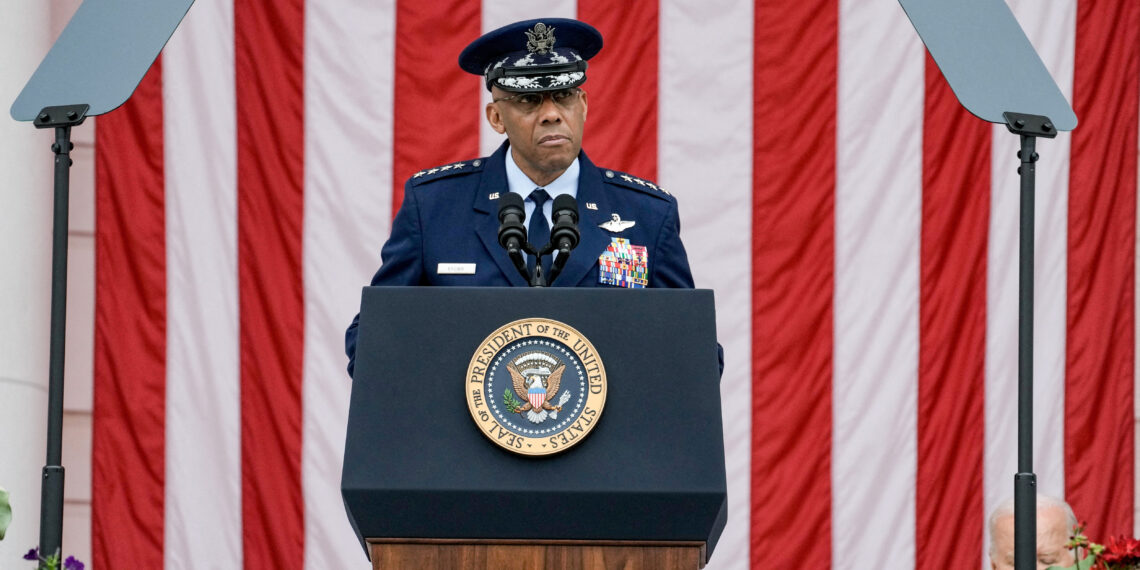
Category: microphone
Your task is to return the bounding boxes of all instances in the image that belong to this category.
[498,193,532,283]
[546,195,579,285]
[497,193,527,254]
[550,194,580,253]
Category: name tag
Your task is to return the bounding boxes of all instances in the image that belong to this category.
[437,263,476,275]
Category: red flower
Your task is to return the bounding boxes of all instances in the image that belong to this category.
[1097,535,1140,568]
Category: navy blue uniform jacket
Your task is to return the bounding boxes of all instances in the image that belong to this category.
[345,142,697,376]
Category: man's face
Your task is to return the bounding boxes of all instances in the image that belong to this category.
[486,86,588,185]
[990,507,1076,570]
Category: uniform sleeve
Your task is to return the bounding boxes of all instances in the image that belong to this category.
[651,199,724,377]
[344,183,426,377]
[650,199,696,289]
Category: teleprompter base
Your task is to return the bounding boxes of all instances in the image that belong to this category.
[368,539,706,570]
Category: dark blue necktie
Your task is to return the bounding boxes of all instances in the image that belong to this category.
[527,188,551,277]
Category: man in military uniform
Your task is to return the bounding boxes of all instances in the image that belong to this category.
[345,18,700,376]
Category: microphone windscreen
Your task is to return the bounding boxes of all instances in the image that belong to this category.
[552,194,578,220]
[498,192,525,219]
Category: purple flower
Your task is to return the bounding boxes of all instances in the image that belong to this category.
[23,547,39,561]
[63,555,85,570]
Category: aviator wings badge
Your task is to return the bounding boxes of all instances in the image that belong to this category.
[599,213,636,233]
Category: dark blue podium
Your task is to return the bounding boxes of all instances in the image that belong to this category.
[342,287,726,568]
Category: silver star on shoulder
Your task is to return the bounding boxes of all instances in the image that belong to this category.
[599,213,636,233]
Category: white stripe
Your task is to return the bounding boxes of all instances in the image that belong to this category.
[303,0,397,567]
[479,0,577,157]
[659,1,752,567]
[0,7,52,566]
[1021,0,1071,503]
[983,1,1075,565]
[1017,0,1074,503]
[162,0,242,566]
[833,0,924,567]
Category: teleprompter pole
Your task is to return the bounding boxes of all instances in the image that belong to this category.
[34,103,88,566]
[1003,111,1056,570]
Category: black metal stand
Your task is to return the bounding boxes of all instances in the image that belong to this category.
[1003,111,1056,570]
[33,104,88,567]
[547,243,571,284]
[527,243,548,287]
[528,243,565,287]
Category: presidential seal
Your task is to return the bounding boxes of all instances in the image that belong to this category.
[466,318,606,456]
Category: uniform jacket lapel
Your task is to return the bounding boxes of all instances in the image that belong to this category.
[552,152,609,287]
[472,143,530,287]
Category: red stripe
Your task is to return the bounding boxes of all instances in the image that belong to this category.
[392,0,481,212]
[750,0,836,565]
[1066,0,1138,538]
[916,56,988,567]
[576,0,657,180]
[235,0,306,564]
[92,59,166,569]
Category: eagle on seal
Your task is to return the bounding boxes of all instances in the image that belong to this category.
[507,358,566,424]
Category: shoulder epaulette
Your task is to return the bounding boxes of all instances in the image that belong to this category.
[408,158,486,186]
[599,167,672,199]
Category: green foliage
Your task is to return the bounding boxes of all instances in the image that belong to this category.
[0,486,10,540]
[502,388,525,413]
[1046,553,1096,570]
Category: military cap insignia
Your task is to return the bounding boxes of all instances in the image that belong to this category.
[599,213,636,233]
[466,318,607,456]
[525,23,556,54]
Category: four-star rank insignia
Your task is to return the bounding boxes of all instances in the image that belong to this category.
[466,318,607,456]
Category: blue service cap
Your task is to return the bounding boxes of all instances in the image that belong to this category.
[459,18,603,92]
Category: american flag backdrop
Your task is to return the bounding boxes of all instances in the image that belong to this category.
[90,0,1138,568]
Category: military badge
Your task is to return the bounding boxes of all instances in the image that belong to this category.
[598,237,648,288]
[466,318,607,456]
[599,213,636,233]
[525,23,556,54]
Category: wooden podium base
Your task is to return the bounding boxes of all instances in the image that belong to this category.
[368,539,707,570]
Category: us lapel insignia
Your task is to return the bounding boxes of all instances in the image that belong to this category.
[585,202,598,210]
[489,192,501,200]
[599,213,636,233]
